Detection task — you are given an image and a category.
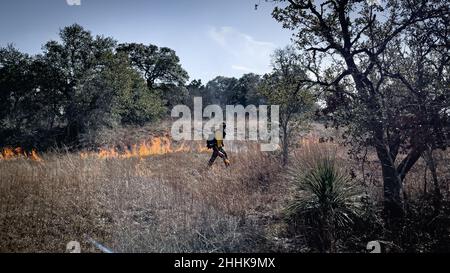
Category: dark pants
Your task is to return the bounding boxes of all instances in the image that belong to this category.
[208,146,229,166]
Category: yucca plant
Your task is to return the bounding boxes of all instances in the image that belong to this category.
[285,144,363,252]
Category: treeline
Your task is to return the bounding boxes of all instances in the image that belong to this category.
[0,24,267,150]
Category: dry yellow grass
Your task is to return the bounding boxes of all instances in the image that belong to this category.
[1,127,448,253]
[0,143,284,253]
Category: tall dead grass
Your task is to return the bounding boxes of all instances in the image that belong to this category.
[1,131,448,253]
[0,145,283,253]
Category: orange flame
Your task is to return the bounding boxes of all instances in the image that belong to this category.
[1,137,209,161]
[82,136,209,159]
[0,147,42,162]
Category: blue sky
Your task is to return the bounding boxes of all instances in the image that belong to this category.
[0,0,293,82]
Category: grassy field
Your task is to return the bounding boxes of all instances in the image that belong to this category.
[0,142,286,253]
[1,125,449,253]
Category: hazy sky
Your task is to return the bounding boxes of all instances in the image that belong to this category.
[0,0,293,82]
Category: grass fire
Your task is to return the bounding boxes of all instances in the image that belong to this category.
[1,137,210,162]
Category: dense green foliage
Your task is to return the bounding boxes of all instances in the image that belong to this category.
[0,25,174,149]
[185,73,263,107]
[0,24,270,150]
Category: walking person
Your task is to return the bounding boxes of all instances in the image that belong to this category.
[207,122,230,167]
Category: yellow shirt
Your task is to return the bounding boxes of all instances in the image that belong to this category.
[215,129,224,147]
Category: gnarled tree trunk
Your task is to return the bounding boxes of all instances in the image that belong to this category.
[375,146,404,220]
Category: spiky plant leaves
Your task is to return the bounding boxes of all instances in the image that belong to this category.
[285,144,364,251]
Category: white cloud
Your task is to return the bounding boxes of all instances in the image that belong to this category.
[66,0,81,6]
[231,65,253,72]
[208,26,276,75]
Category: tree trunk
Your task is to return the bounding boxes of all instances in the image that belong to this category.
[377,143,426,223]
[347,62,406,218]
[423,148,442,215]
[281,125,289,166]
[376,146,404,220]
[65,102,80,147]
